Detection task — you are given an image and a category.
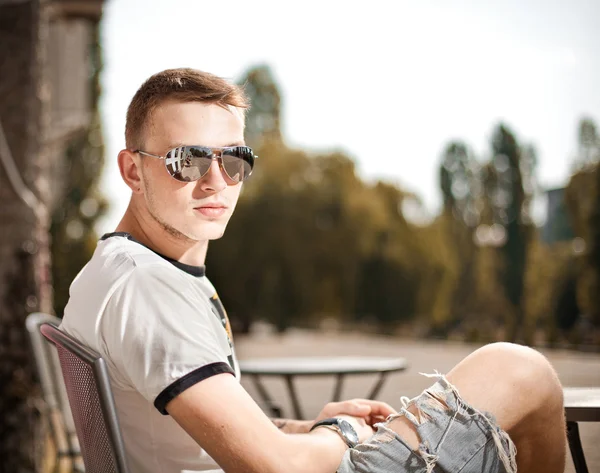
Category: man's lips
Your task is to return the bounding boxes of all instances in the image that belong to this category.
[194,203,228,217]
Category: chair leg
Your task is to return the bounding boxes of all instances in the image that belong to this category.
[566,421,588,473]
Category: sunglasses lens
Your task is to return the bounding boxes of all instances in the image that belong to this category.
[165,146,212,182]
[221,147,254,182]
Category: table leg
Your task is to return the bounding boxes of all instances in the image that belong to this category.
[284,375,304,420]
[250,374,283,418]
[567,421,588,473]
[366,372,389,400]
[332,374,345,402]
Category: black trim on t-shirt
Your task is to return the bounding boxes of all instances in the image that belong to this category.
[101,232,206,277]
[154,362,235,415]
[208,296,237,372]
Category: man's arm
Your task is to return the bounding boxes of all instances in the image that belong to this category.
[167,373,373,473]
[271,418,313,434]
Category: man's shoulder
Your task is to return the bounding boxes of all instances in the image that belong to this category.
[97,233,166,269]
[62,234,191,341]
[69,234,175,298]
[87,234,187,283]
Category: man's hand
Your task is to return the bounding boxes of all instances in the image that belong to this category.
[314,399,396,428]
[271,399,397,436]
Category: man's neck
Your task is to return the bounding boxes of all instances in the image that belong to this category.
[115,204,208,267]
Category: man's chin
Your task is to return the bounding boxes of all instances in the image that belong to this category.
[185,225,227,242]
[206,229,226,241]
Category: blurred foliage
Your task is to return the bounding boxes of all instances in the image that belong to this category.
[438,142,480,331]
[207,134,438,333]
[207,66,441,333]
[237,64,283,148]
[435,125,537,342]
[206,64,600,348]
[50,24,108,316]
[565,117,600,328]
[490,125,534,342]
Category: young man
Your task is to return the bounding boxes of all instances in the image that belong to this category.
[61,68,566,473]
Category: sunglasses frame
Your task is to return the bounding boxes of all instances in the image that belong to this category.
[133,145,257,183]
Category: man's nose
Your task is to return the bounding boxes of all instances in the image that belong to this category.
[197,159,227,193]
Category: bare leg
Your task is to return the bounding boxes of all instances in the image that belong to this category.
[387,342,566,473]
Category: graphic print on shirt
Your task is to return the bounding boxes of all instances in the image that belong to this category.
[209,294,236,372]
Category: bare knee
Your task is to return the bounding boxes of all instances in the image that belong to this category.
[447,342,564,430]
[468,343,567,472]
[476,342,562,403]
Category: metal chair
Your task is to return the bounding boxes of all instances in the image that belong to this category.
[40,322,130,473]
[25,312,81,471]
[564,387,600,473]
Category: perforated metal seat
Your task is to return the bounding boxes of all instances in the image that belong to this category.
[40,323,130,473]
[26,312,81,471]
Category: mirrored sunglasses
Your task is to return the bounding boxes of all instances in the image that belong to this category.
[134,145,257,183]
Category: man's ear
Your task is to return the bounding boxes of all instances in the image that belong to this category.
[118,149,144,193]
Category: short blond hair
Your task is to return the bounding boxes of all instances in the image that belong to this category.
[125,68,249,150]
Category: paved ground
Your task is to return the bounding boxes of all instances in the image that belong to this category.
[236,328,600,473]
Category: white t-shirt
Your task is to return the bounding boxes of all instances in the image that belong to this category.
[61,233,239,473]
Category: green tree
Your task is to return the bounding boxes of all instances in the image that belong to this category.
[488,124,533,342]
[213,66,372,332]
[576,118,600,167]
[522,240,580,346]
[438,141,480,326]
[237,64,282,148]
[356,183,424,329]
[208,139,369,332]
[565,117,600,327]
[553,259,580,332]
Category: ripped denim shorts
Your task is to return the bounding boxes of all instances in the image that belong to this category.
[337,374,517,473]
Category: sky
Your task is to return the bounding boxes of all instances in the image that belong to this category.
[97,0,600,233]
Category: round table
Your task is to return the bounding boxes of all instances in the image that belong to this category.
[239,356,408,420]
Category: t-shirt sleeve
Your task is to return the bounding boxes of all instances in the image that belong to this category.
[103,266,235,415]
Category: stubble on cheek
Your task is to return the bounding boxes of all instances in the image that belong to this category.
[143,170,191,242]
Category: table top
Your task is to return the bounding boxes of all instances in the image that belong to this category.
[563,387,600,422]
[239,356,408,376]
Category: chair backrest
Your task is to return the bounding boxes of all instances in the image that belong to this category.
[26,312,78,455]
[40,323,130,473]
